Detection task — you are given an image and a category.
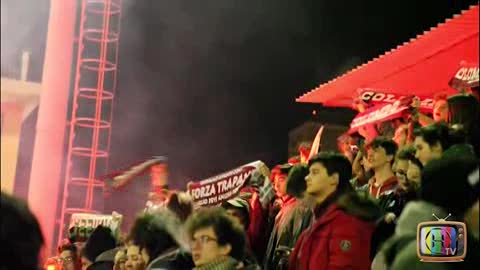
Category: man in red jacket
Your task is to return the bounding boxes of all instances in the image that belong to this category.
[289,152,381,270]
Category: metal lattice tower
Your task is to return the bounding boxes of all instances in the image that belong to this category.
[57,0,122,244]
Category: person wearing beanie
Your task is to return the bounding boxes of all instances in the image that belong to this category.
[81,225,117,270]
[372,155,480,270]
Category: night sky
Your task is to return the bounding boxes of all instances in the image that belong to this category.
[3,0,478,192]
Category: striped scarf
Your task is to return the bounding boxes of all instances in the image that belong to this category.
[193,256,239,270]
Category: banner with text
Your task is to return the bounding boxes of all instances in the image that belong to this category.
[68,212,123,240]
[449,62,479,91]
[348,96,413,134]
[187,161,263,207]
[358,89,434,113]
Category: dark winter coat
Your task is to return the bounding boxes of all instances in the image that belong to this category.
[370,188,417,259]
[264,196,313,270]
[147,248,195,270]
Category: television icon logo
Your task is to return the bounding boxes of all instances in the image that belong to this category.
[417,214,467,262]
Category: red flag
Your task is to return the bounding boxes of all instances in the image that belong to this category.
[307,125,325,161]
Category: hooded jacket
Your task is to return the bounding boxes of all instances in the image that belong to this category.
[264,196,313,270]
[372,201,480,270]
[289,192,382,270]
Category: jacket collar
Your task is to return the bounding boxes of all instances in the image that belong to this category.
[313,191,339,219]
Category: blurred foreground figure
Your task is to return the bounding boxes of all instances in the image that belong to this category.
[81,226,117,270]
[127,209,194,270]
[0,192,44,270]
[186,207,252,270]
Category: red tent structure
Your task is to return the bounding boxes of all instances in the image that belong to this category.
[296,5,479,108]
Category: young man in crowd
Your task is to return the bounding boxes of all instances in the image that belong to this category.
[366,137,398,199]
[415,93,449,126]
[371,146,422,259]
[58,242,82,270]
[373,155,479,270]
[289,152,381,270]
[413,122,451,166]
[264,164,312,270]
[186,207,250,270]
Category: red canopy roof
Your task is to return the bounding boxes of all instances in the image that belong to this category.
[297,5,479,108]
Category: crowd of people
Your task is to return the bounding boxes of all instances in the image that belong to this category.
[1,92,479,270]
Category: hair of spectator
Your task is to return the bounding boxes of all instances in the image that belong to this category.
[81,225,117,263]
[286,164,309,198]
[447,94,480,129]
[128,210,180,260]
[0,192,44,270]
[166,191,194,222]
[414,122,451,150]
[409,156,424,171]
[366,137,398,157]
[185,207,246,261]
[58,242,78,256]
[308,152,354,194]
[433,93,448,103]
[396,146,416,161]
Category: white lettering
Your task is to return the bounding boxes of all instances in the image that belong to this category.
[455,67,479,83]
[360,91,375,101]
[384,94,396,103]
[372,93,385,102]
[446,247,457,255]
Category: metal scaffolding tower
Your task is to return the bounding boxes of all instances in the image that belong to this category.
[57,0,122,245]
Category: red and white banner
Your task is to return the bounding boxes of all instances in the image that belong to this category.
[449,61,479,90]
[358,89,434,112]
[187,161,263,207]
[348,96,413,134]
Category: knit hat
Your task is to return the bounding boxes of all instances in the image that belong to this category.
[82,225,116,262]
[420,155,479,216]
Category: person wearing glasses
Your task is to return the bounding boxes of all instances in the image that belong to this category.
[186,207,248,270]
[58,242,82,270]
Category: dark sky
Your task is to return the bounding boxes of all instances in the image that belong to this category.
[3,0,478,191]
[109,0,477,186]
